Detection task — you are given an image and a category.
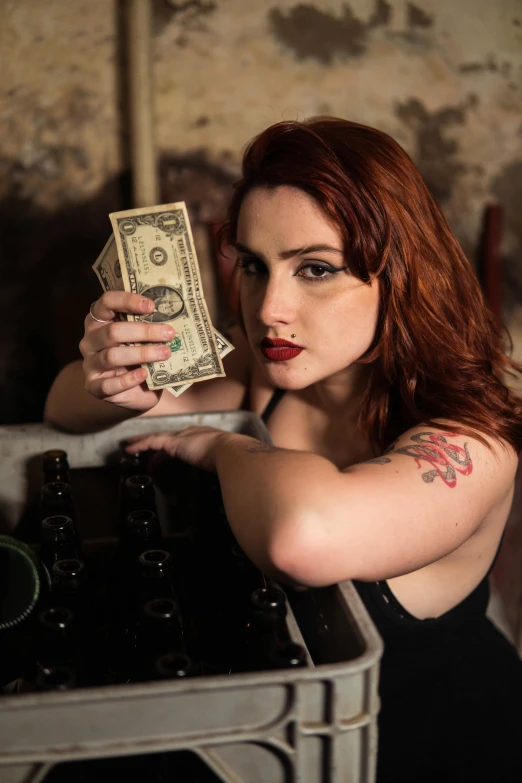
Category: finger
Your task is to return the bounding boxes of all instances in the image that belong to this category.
[89,292,156,323]
[89,342,172,373]
[126,432,173,447]
[87,368,148,400]
[88,321,176,352]
[126,433,179,456]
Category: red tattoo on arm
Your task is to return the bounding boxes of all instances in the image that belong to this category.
[367,432,473,487]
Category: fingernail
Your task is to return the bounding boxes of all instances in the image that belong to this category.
[141,298,153,311]
[161,327,175,338]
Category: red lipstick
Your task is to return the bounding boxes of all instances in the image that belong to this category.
[260,338,303,362]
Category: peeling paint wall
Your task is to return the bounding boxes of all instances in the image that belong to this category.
[1,0,522,421]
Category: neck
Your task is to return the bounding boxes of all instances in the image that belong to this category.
[308,363,372,423]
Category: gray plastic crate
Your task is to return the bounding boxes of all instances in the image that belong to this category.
[0,413,383,783]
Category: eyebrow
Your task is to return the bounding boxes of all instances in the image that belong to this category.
[233,242,344,261]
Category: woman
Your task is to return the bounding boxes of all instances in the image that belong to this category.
[45,118,522,781]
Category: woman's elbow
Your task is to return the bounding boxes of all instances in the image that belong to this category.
[266,514,336,588]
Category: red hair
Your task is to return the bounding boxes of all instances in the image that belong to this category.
[222,118,522,452]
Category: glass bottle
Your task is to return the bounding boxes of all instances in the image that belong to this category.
[35,665,77,691]
[40,481,76,523]
[118,509,162,567]
[134,597,192,681]
[241,587,307,672]
[40,515,78,577]
[121,475,157,518]
[42,449,71,485]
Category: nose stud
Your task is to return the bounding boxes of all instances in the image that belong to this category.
[291,334,296,338]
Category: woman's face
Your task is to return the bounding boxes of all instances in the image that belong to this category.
[236,185,380,392]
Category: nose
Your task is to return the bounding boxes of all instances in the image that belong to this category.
[255,275,296,328]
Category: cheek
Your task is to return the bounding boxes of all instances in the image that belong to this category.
[322,288,379,341]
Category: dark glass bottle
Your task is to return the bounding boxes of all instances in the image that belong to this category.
[50,560,101,685]
[119,450,148,485]
[134,597,192,681]
[35,665,77,691]
[42,449,71,485]
[135,549,175,605]
[240,587,307,672]
[40,481,76,522]
[16,605,80,692]
[51,559,90,618]
[40,515,78,577]
[35,606,77,669]
[154,651,193,680]
[118,510,162,566]
[119,475,158,538]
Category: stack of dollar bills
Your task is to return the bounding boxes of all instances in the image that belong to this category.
[93,202,234,397]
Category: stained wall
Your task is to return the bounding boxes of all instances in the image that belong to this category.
[1,0,522,422]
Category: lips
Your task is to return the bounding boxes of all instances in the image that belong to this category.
[260,338,303,362]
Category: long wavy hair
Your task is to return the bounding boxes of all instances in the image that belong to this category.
[221,118,522,453]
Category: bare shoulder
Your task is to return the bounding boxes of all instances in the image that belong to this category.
[362,422,518,500]
[319,421,520,582]
[150,321,254,415]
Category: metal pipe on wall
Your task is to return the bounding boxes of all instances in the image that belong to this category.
[126,0,159,207]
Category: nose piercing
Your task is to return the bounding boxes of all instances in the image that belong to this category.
[291,334,296,338]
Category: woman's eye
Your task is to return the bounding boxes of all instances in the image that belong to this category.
[297,264,335,280]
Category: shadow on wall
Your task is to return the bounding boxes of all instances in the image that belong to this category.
[0,156,235,426]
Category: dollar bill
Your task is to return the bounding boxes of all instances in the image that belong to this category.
[165,328,234,397]
[93,202,234,397]
[106,202,226,391]
[92,234,125,293]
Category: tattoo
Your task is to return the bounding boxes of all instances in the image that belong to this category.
[366,456,392,465]
[366,431,473,488]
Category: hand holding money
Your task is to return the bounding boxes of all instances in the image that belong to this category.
[92,202,234,397]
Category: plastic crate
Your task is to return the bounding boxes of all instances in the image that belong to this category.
[0,413,383,783]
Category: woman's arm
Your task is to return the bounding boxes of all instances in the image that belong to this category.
[44,359,140,433]
[211,425,518,585]
[45,310,251,433]
[127,422,517,586]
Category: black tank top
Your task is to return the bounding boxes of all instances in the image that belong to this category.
[261,389,522,782]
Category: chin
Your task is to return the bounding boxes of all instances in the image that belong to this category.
[261,364,313,391]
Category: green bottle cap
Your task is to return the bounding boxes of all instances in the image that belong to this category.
[0,536,41,630]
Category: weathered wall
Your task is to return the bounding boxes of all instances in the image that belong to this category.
[1,0,522,422]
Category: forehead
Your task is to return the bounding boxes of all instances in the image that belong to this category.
[237,186,342,246]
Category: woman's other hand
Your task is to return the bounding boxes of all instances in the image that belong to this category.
[126,426,233,473]
[80,292,175,413]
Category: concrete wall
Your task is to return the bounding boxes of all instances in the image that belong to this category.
[1,0,522,421]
